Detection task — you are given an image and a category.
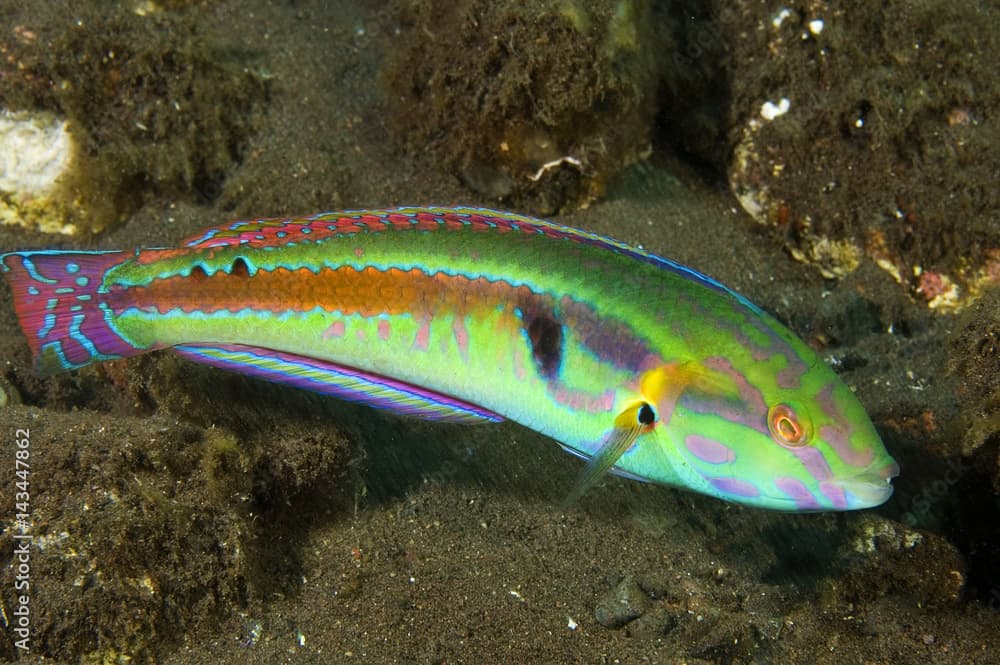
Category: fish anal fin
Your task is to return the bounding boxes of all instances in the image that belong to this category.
[172,343,503,424]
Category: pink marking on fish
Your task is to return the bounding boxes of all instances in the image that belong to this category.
[638,353,666,373]
[704,357,767,411]
[777,363,804,389]
[378,319,391,341]
[355,328,367,342]
[724,309,809,386]
[818,481,848,510]
[323,320,346,339]
[708,477,760,498]
[550,385,615,413]
[789,446,834,483]
[816,385,876,468]
[775,477,822,510]
[690,357,768,434]
[512,344,527,381]
[413,317,430,351]
[732,328,772,362]
[452,316,470,363]
[820,424,875,469]
[684,435,736,465]
[354,247,365,258]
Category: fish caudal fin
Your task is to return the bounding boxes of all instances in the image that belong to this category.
[1,250,140,375]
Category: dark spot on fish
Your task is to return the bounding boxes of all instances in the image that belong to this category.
[637,403,655,425]
[230,257,251,278]
[524,311,563,379]
[190,264,208,281]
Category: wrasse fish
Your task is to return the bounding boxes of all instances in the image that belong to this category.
[1,206,898,511]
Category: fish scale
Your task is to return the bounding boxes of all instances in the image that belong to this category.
[1,206,899,511]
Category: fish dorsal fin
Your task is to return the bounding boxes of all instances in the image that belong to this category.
[181,206,763,314]
[180,208,477,249]
[182,217,333,249]
[172,343,503,424]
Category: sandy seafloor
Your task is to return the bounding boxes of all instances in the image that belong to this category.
[0,1,998,664]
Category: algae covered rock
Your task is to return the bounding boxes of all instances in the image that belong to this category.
[0,110,79,235]
[0,356,358,661]
[822,515,966,610]
[723,2,1000,309]
[0,2,267,234]
[948,286,1000,489]
[381,0,669,214]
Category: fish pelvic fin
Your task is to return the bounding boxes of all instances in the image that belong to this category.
[1,250,139,375]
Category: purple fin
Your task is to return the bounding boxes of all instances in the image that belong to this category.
[1,250,142,375]
[172,343,504,424]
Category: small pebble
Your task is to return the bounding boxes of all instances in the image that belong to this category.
[594,577,649,628]
[0,377,23,407]
[625,606,678,638]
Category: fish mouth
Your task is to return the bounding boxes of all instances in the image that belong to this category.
[834,459,900,509]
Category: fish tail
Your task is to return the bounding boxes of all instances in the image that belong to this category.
[2,250,141,375]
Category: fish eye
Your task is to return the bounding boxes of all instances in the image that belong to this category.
[767,403,811,447]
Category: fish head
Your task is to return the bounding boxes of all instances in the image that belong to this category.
[612,346,898,512]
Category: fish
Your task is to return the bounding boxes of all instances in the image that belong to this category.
[1,206,898,511]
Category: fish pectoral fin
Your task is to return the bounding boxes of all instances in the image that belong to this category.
[172,343,504,424]
[563,403,649,506]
